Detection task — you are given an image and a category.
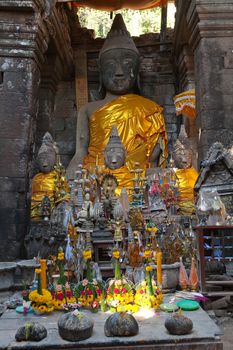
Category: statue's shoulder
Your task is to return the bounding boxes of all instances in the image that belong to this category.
[84,99,107,118]
[124,94,163,114]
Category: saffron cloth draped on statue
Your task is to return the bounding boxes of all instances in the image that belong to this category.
[175,167,198,215]
[83,94,168,190]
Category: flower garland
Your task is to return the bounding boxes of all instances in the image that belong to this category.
[74,278,104,308]
[105,250,135,312]
[134,264,163,309]
[29,269,54,313]
[51,282,76,310]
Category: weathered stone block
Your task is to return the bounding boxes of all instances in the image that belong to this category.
[54,118,65,131]
[0,262,17,290]
[0,192,18,209]
[0,138,29,177]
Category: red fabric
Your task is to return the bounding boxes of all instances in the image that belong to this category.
[71,0,169,11]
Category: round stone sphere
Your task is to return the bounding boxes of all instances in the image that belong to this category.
[104,312,139,337]
[58,311,94,342]
[165,314,193,335]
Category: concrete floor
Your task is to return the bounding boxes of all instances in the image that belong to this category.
[0,306,223,350]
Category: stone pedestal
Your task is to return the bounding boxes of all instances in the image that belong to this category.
[0,262,17,290]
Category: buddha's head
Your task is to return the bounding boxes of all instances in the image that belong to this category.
[99,14,140,95]
[173,126,192,169]
[37,132,57,173]
[104,126,126,169]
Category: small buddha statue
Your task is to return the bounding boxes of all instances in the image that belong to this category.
[104,125,126,170]
[31,132,69,219]
[67,14,168,190]
[172,126,198,215]
[77,191,94,225]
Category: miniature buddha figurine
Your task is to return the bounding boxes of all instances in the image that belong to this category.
[77,192,94,225]
[172,126,198,215]
[104,125,126,170]
[67,14,168,190]
[31,132,69,219]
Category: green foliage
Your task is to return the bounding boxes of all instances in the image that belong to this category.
[77,8,162,38]
[74,283,83,298]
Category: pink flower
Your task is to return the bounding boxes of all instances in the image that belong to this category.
[81,290,85,296]
[57,292,64,301]
[66,291,72,298]
[96,288,101,296]
[121,288,127,294]
[87,289,92,295]
[114,288,119,294]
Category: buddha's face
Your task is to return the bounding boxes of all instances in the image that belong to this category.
[37,151,56,173]
[100,49,139,95]
[173,148,192,169]
[104,146,126,170]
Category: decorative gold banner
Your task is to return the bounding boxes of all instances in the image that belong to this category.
[173,89,196,119]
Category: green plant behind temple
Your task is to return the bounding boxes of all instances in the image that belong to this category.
[77,8,161,38]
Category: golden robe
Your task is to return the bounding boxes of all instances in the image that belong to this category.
[175,167,198,215]
[31,171,70,219]
[83,94,168,191]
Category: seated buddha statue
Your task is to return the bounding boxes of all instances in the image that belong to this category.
[67,14,168,191]
[172,126,198,215]
[31,132,70,219]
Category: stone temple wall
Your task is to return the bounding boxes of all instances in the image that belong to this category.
[174,0,233,164]
[53,81,77,168]
[0,0,74,261]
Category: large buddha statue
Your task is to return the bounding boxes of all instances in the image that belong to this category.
[67,14,168,190]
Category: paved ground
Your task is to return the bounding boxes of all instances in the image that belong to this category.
[216,317,233,350]
[0,306,222,350]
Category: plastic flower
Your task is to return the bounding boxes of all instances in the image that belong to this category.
[146,265,153,272]
[57,252,65,261]
[83,250,92,260]
[82,279,88,286]
[112,250,120,259]
[38,305,47,313]
[144,250,151,259]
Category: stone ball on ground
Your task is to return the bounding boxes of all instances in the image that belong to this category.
[104,312,139,337]
[15,322,47,341]
[165,314,193,335]
[58,311,94,342]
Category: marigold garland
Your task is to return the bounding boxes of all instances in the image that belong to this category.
[29,289,54,313]
[74,278,104,308]
[134,280,163,309]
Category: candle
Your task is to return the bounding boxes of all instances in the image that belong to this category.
[156,247,162,287]
[40,259,47,290]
